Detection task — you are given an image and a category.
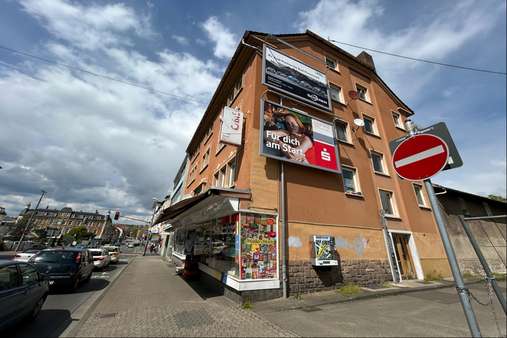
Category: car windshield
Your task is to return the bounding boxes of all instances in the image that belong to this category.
[104,247,118,253]
[33,250,78,263]
[90,251,103,257]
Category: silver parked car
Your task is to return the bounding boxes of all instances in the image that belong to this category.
[0,260,49,331]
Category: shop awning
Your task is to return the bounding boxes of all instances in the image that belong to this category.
[153,188,251,228]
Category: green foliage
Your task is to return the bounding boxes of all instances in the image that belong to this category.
[241,297,252,310]
[65,226,95,242]
[462,271,475,279]
[337,283,362,296]
[493,273,506,281]
[488,194,507,202]
[382,281,393,288]
[424,270,443,282]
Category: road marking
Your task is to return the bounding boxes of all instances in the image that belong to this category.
[395,145,445,168]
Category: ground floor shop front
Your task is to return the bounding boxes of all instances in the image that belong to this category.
[156,189,450,302]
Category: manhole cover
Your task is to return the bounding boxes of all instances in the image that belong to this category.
[96,312,117,319]
[173,309,214,329]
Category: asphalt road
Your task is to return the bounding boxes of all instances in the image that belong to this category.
[256,281,507,337]
[6,246,141,338]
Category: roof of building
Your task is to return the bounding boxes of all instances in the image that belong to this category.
[186,29,414,154]
[433,184,507,206]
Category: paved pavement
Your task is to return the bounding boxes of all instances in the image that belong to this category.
[73,256,294,337]
[253,280,507,337]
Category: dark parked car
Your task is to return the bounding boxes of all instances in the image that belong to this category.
[0,260,49,331]
[29,248,94,290]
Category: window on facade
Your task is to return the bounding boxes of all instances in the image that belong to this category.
[363,115,377,135]
[329,84,344,103]
[371,151,386,174]
[342,166,360,194]
[392,112,404,129]
[226,159,236,187]
[356,84,369,102]
[379,190,397,216]
[193,183,205,196]
[413,184,427,207]
[325,57,338,70]
[202,149,210,169]
[335,120,350,143]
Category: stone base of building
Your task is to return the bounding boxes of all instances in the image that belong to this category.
[288,259,392,295]
[198,271,282,303]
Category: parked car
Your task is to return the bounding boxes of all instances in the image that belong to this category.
[13,249,41,262]
[88,248,111,269]
[0,260,49,331]
[29,248,93,290]
[102,245,120,264]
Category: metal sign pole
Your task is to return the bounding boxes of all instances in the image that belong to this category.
[459,216,507,314]
[280,161,288,298]
[424,180,482,337]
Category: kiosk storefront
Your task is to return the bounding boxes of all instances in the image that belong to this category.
[157,189,280,297]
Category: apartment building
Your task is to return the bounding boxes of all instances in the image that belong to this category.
[154,30,449,301]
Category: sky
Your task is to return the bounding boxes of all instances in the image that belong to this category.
[0,0,505,221]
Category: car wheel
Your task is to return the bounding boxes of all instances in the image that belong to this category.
[29,295,46,320]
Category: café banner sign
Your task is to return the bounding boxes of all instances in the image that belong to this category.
[220,107,243,146]
[260,100,340,173]
[262,45,331,111]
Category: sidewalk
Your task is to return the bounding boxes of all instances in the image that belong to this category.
[72,256,295,337]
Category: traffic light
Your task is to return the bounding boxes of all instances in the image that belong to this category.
[114,210,120,221]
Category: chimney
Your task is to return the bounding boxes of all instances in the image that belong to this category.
[356,51,375,71]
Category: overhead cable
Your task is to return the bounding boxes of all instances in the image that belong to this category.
[0,44,203,103]
[328,38,507,76]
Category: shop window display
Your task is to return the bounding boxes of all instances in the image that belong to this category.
[240,213,278,280]
[198,216,239,278]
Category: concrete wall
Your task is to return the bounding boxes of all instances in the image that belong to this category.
[445,215,506,274]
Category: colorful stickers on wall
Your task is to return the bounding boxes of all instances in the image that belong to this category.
[240,213,278,280]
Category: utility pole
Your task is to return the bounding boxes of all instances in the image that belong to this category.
[15,190,46,252]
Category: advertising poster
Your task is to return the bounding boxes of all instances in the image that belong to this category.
[260,100,341,173]
[262,45,331,110]
[220,107,244,146]
[312,235,338,266]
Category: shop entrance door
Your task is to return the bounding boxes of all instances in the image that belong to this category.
[392,233,416,279]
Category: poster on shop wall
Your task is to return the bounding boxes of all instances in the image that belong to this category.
[219,106,244,146]
[260,100,341,174]
[262,45,331,111]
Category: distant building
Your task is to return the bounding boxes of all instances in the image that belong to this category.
[16,206,114,243]
[0,207,17,238]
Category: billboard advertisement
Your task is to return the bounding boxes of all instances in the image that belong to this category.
[262,45,331,111]
[260,100,341,173]
[220,107,243,146]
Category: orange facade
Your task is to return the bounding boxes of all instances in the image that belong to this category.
[180,31,450,288]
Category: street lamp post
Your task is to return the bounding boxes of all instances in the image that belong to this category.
[15,190,46,252]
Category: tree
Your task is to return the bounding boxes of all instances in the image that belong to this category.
[64,226,95,243]
[488,194,507,203]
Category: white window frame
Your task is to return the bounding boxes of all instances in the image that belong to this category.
[379,189,399,218]
[201,148,210,171]
[226,158,236,188]
[392,111,404,130]
[370,150,388,176]
[356,84,370,103]
[329,84,345,104]
[342,165,362,196]
[413,183,429,208]
[362,114,379,136]
[335,119,352,144]
[325,56,339,71]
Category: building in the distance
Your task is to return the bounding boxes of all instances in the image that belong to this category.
[16,206,114,243]
[154,30,456,302]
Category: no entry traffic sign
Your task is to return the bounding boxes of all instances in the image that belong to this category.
[392,134,449,181]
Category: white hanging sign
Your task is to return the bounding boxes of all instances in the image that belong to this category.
[220,107,243,146]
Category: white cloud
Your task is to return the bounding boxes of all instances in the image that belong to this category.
[20,0,152,50]
[201,16,237,59]
[172,35,189,45]
[0,1,222,217]
[297,0,504,101]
